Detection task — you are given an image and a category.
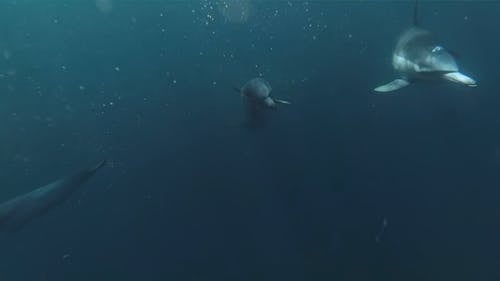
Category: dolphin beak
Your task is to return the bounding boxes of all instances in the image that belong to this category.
[443,72,477,87]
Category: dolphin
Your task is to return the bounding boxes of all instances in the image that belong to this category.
[233,78,291,127]
[234,78,291,110]
[0,160,106,232]
[374,0,477,93]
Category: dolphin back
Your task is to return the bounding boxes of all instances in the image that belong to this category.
[0,160,106,232]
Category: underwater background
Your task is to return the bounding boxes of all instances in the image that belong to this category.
[0,0,499,280]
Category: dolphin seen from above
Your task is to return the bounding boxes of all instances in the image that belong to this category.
[374,0,477,93]
[0,160,106,232]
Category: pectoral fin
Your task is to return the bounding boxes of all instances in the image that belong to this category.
[374,79,410,93]
[274,99,291,105]
[232,86,241,94]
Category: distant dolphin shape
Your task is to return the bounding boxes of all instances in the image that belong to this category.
[374,0,477,93]
[233,78,291,128]
[0,160,106,232]
[234,78,291,110]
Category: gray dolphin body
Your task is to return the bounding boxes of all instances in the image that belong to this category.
[374,1,476,92]
[0,160,105,232]
[235,78,291,110]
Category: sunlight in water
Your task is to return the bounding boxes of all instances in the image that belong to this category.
[96,0,113,14]
[217,0,252,23]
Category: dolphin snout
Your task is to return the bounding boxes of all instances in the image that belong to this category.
[443,72,477,87]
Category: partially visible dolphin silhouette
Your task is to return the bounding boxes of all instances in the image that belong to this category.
[0,160,106,232]
[233,78,291,128]
[234,78,291,110]
[374,0,476,92]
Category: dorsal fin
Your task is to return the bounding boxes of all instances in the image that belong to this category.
[413,0,420,26]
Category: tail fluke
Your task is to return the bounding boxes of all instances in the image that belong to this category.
[89,159,107,174]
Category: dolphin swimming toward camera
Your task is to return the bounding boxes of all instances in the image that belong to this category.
[374,0,476,92]
[233,78,291,127]
[0,160,105,232]
[234,77,291,110]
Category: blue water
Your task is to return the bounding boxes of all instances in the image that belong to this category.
[0,0,499,280]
